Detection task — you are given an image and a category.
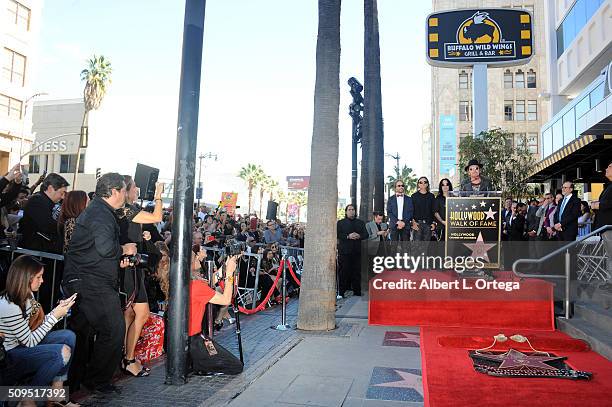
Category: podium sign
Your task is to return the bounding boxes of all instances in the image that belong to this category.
[445,197,502,268]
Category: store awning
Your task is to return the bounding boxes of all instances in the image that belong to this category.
[526,134,612,183]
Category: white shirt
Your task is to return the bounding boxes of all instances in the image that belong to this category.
[397,195,404,221]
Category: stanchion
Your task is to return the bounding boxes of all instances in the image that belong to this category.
[271,255,294,331]
[206,259,215,338]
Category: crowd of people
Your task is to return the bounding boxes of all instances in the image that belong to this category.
[0,167,305,406]
[336,159,612,297]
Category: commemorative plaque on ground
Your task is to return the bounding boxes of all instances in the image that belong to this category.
[445,197,502,269]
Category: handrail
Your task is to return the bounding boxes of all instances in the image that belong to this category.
[0,245,65,261]
[511,224,611,320]
[512,225,611,279]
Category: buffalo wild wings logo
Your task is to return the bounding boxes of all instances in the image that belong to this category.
[457,12,501,44]
[444,10,515,60]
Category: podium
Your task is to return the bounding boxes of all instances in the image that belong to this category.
[445,191,502,269]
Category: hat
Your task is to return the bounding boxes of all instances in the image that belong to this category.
[464,159,484,172]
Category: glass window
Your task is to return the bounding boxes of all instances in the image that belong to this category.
[503,70,513,88]
[29,155,40,173]
[527,100,537,121]
[504,100,513,121]
[543,127,552,157]
[562,109,575,144]
[556,25,564,58]
[6,0,30,31]
[514,133,526,149]
[575,95,590,119]
[556,0,603,58]
[60,154,85,173]
[459,71,469,89]
[590,82,605,107]
[0,94,22,119]
[515,71,525,88]
[459,101,471,121]
[562,7,575,54]
[2,48,26,86]
[586,0,600,17]
[526,70,536,88]
[552,118,564,152]
[516,100,525,121]
[527,133,538,154]
[574,0,587,31]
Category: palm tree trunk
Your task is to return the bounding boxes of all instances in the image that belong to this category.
[248,184,253,214]
[285,202,289,224]
[364,0,385,213]
[259,189,264,218]
[72,110,89,189]
[297,0,341,331]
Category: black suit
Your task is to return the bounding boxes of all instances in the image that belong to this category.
[337,217,368,296]
[386,194,414,241]
[506,213,526,241]
[18,192,61,253]
[553,194,581,241]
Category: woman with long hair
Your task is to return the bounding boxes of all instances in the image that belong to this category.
[434,178,453,242]
[117,175,164,377]
[58,190,89,253]
[0,255,78,407]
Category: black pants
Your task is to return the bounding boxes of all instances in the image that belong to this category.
[391,227,410,241]
[338,252,361,295]
[67,282,125,388]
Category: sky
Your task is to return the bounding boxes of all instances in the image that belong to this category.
[33,0,432,210]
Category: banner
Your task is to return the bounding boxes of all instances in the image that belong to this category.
[287,203,299,217]
[439,115,457,177]
[286,176,310,191]
[446,197,501,268]
[220,192,238,210]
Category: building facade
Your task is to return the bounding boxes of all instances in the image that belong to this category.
[421,123,433,182]
[527,0,611,198]
[30,99,97,192]
[430,0,549,184]
[0,0,43,173]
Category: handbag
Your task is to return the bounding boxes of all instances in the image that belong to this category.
[28,298,44,331]
[188,333,243,375]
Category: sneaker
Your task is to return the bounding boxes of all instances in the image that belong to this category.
[227,317,236,324]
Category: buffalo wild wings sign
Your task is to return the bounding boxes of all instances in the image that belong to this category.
[426,9,533,67]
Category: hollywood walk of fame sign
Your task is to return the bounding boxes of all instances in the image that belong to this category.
[469,350,592,380]
[446,197,502,268]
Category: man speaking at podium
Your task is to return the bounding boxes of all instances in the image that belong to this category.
[460,159,493,193]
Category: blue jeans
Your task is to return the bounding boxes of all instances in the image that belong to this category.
[7,329,76,385]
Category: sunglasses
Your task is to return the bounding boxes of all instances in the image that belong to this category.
[396,184,405,188]
[418,181,429,184]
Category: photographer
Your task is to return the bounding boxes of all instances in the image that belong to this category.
[61,173,135,394]
[117,176,164,378]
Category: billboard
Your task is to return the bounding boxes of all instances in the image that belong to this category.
[287,176,310,191]
[439,115,457,177]
[426,9,533,67]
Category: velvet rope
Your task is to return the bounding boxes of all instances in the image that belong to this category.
[286,259,301,287]
[236,260,284,315]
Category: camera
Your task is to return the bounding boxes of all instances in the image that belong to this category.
[121,253,149,267]
[222,239,246,257]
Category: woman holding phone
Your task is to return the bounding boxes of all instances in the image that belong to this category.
[0,255,78,407]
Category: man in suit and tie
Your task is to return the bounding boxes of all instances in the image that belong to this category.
[553,181,582,241]
[387,180,414,241]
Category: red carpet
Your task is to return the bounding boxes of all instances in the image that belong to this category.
[420,327,612,407]
[369,271,554,330]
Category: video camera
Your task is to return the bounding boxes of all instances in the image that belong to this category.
[221,239,246,257]
[121,253,149,267]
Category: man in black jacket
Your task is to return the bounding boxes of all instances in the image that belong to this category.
[553,181,582,241]
[592,160,612,277]
[337,204,368,297]
[62,173,135,393]
[18,173,69,252]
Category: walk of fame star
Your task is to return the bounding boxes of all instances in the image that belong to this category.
[463,232,496,262]
[383,331,420,347]
[480,201,486,207]
[366,367,424,402]
[373,370,423,393]
[475,349,564,370]
[484,207,497,220]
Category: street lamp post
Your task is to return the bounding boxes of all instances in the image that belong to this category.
[18,92,48,167]
[196,152,217,207]
[348,77,364,211]
[385,152,400,179]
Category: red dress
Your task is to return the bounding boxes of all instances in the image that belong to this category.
[189,280,216,336]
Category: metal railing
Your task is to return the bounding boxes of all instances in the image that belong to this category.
[512,225,611,320]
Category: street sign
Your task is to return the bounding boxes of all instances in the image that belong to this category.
[195,187,202,200]
[426,8,533,67]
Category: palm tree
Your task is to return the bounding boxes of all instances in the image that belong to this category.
[257,172,270,218]
[387,165,418,195]
[297,0,341,331]
[267,179,279,202]
[238,163,263,214]
[73,55,112,188]
[276,190,288,223]
[294,191,308,222]
[364,0,385,214]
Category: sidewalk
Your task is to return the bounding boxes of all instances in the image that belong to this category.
[78,295,424,407]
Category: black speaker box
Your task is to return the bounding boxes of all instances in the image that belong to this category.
[134,163,159,201]
[266,201,278,220]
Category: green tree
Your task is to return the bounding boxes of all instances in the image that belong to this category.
[257,173,270,218]
[297,0,340,331]
[386,165,418,195]
[73,55,112,188]
[238,163,263,214]
[276,189,289,223]
[292,191,308,223]
[458,128,536,200]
